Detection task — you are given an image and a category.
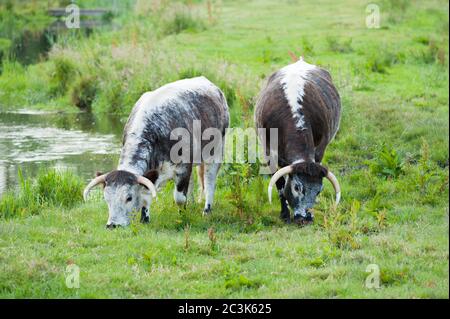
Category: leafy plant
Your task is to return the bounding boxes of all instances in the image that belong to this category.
[369,145,404,179]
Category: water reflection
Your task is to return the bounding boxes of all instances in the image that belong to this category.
[0,109,124,196]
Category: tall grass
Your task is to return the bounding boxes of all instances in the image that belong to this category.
[162,9,207,35]
[0,169,84,219]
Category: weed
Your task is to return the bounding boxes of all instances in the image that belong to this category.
[326,36,353,53]
[208,227,218,253]
[224,274,260,290]
[368,145,404,179]
[184,224,191,251]
[225,163,252,218]
[364,51,398,73]
[380,266,411,285]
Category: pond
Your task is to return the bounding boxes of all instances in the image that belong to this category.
[0,109,124,196]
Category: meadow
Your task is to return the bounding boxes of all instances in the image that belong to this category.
[0,0,448,298]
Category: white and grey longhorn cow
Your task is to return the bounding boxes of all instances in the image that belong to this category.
[83,76,229,228]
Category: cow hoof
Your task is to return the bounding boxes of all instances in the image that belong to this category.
[280,211,291,224]
[140,207,149,224]
[203,204,212,216]
[293,212,314,226]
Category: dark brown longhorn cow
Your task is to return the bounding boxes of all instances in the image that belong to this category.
[255,57,341,224]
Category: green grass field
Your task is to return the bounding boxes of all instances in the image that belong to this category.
[0,0,448,298]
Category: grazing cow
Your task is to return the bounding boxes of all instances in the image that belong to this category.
[255,58,341,225]
[83,76,230,228]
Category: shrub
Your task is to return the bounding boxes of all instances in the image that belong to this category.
[368,145,404,179]
[71,76,98,110]
[50,57,77,96]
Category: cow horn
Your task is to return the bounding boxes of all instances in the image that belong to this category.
[136,175,157,199]
[325,170,341,206]
[268,165,293,203]
[83,173,107,201]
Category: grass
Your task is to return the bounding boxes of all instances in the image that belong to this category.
[0,169,84,219]
[0,0,448,298]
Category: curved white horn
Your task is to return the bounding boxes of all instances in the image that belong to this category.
[136,175,157,199]
[326,170,341,205]
[268,165,293,203]
[83,174,107,201]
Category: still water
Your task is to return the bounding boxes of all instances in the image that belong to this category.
[0,109,125,195]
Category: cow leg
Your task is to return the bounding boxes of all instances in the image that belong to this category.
[139,188,152,224]
[197,163,205,203]
[203,163,220,215]
[174,164,192,208]
[186,170,195,202]
[140,206,149,224]
[276,176,291,223]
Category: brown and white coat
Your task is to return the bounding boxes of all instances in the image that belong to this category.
[255,58,341,224]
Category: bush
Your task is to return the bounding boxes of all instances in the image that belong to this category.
[0,169,84,219]
[50,57,77,96]
[71,76,98,110]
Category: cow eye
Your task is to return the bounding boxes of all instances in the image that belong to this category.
[126,196,132,202]
[294,185,300,193]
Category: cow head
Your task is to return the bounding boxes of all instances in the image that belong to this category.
[268,162,341,224]
[83,170,157,228]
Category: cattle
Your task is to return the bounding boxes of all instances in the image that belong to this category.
[254,57,341,225]
[83,76,230,228]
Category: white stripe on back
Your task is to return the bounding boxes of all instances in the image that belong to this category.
[279,58,316,130]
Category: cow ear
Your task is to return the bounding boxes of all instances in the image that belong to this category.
[317,164,328,178]
[143,169,158,184]
[95,171,106,188]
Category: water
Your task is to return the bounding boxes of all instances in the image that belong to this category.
[0,109,125,196]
